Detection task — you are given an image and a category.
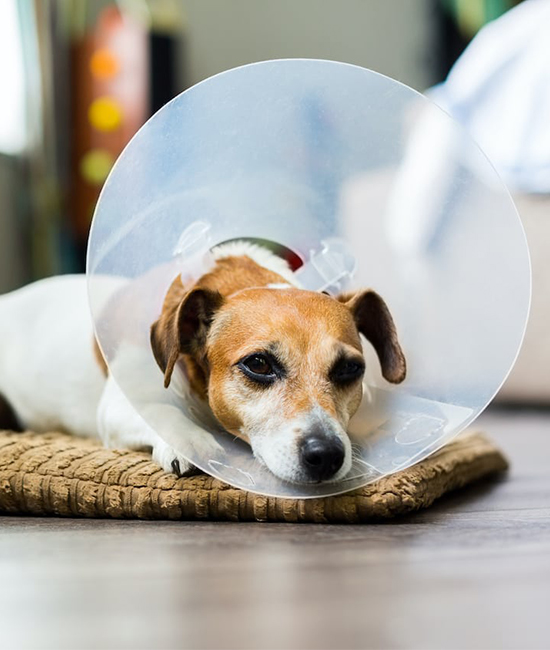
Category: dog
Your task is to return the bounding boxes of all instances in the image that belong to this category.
[0,241,406,484]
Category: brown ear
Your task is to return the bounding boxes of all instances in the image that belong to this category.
[338,289,406,384]
[150,288,224,388]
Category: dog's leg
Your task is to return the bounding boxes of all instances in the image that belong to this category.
[97,375,198,476]
[149,436,201,478]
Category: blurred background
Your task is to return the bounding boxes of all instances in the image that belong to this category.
[0,0,547,402]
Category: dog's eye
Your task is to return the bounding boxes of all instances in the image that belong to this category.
[330,358,365,384]
[244,354,272,375]
[238,353,280,384]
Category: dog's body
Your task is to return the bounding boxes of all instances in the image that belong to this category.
[0,275,105,437]
[0,242,406,483]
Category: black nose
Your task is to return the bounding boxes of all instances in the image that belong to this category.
[299,435,345,481]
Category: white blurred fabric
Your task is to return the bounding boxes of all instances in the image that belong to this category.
[431,0,550,193]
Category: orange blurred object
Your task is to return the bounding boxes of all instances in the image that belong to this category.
[89,48,119,80]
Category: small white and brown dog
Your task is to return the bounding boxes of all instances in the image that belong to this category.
[0,241,406,484]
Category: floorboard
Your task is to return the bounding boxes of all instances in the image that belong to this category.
[1,407,549,650]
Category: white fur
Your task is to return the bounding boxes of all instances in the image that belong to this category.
[99,341,222,468]
[212,241,300,286]
[0,276,105,438]
[266,283,293,290]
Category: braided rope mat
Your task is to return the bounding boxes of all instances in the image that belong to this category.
[0,430,507,523]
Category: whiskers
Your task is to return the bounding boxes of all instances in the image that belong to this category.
[346,441,376,480]
[350,442,364,462]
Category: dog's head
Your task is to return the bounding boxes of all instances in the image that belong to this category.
[151,285,406,484]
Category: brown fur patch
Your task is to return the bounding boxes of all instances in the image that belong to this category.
[150,255,291,395]
[340,290,406,383]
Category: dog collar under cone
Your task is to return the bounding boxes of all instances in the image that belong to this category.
[87,59,530,498]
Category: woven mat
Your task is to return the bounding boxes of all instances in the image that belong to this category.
[0,430,507,523]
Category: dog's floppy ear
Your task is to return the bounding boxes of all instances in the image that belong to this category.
[337,289,406,384]
[150,288,224,388]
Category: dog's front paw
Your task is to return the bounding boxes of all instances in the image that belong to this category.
[169,457,202,478]
[151,439,200,477]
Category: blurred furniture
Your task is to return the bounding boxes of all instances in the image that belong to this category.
[498,193,550,403]
[69,4,149,257]
[0,1,180,290]
[0,157,28,293]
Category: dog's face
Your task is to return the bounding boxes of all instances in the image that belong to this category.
[151,286,406,484]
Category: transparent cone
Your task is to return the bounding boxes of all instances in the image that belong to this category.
[87,60,530,498]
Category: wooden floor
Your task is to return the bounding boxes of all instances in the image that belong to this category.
[1,407,549,650]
